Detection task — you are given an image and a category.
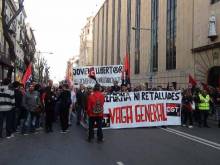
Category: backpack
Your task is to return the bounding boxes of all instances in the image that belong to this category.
[92,97,103,114]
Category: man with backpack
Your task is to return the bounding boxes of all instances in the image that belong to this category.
[86,83,105,142]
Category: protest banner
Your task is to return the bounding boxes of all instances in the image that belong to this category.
[73,65,123,87]
[103,91,182,129]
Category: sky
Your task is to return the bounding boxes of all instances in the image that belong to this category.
[24,0,105,83]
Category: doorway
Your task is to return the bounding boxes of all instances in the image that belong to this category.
[207,66,220,88]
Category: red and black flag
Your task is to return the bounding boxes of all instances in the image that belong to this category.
[189,74,197,87]
[122,53,130,85]
[166,82,170,90]
[88,67,97,83]
[22,63,32,87]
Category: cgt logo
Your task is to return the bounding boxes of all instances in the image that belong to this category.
[166,103,181,116]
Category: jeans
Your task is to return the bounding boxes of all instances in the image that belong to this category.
[182,109,193,125]
[197,110,209,127]
[88,117,103,141]
[11,108,17,132]
[0,111,13,137]
[22,111,37,133]
[216,105,220,121]
[15,107,23,128]
[45,108,54,131]
[60,109,69,131]
[76,105,85,124]
[54,101,60,122]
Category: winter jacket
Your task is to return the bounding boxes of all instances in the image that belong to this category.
[76,89,87,108]
[59,90,71,110]
[44,89,56,111]
[214,91,220,106]
[14,88,23,108]
[182,95,193,111]
[87,91,105,117]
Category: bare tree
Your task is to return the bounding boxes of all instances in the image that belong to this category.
[44,66,50,84]
[1,0,25,79]
[34,53,47,83]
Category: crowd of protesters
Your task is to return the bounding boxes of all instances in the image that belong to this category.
[0,78,219,142]
[0,78,72,139]
[73,81,220,133]
[75,81,220,131]
[181,85,220,129]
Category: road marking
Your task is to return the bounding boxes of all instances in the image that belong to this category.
[117,161,124,165]
[161,128,220,150]
[166,128,220,147]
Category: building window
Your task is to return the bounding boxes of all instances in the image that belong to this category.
[126,0,131,55]
[111,0,115,65]
[101,7,105,65]
[135,0,141,74]
[97,14,100,65]
[166,0,176,70]
[211,0,220,4]
[92,21,95,65]
[105,0,109,65]
[117,0,121,64]
[151,0,159,72]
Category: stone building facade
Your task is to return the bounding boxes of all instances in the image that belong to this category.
[0,0,36,82]
[92,0,220,88]
[79,16,94,66]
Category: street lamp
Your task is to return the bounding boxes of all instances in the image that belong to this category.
[36,51,53,55]
[132,26,151,31]
[132,26,153,88]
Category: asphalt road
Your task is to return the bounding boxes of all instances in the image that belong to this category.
[0,121,220,165]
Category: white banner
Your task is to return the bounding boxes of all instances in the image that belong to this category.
[103,91,182,129]
[73,65,123,87]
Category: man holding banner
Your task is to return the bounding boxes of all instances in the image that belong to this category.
[86,83,105,142]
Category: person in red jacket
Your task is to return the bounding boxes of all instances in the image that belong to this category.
[86,83,105,142]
